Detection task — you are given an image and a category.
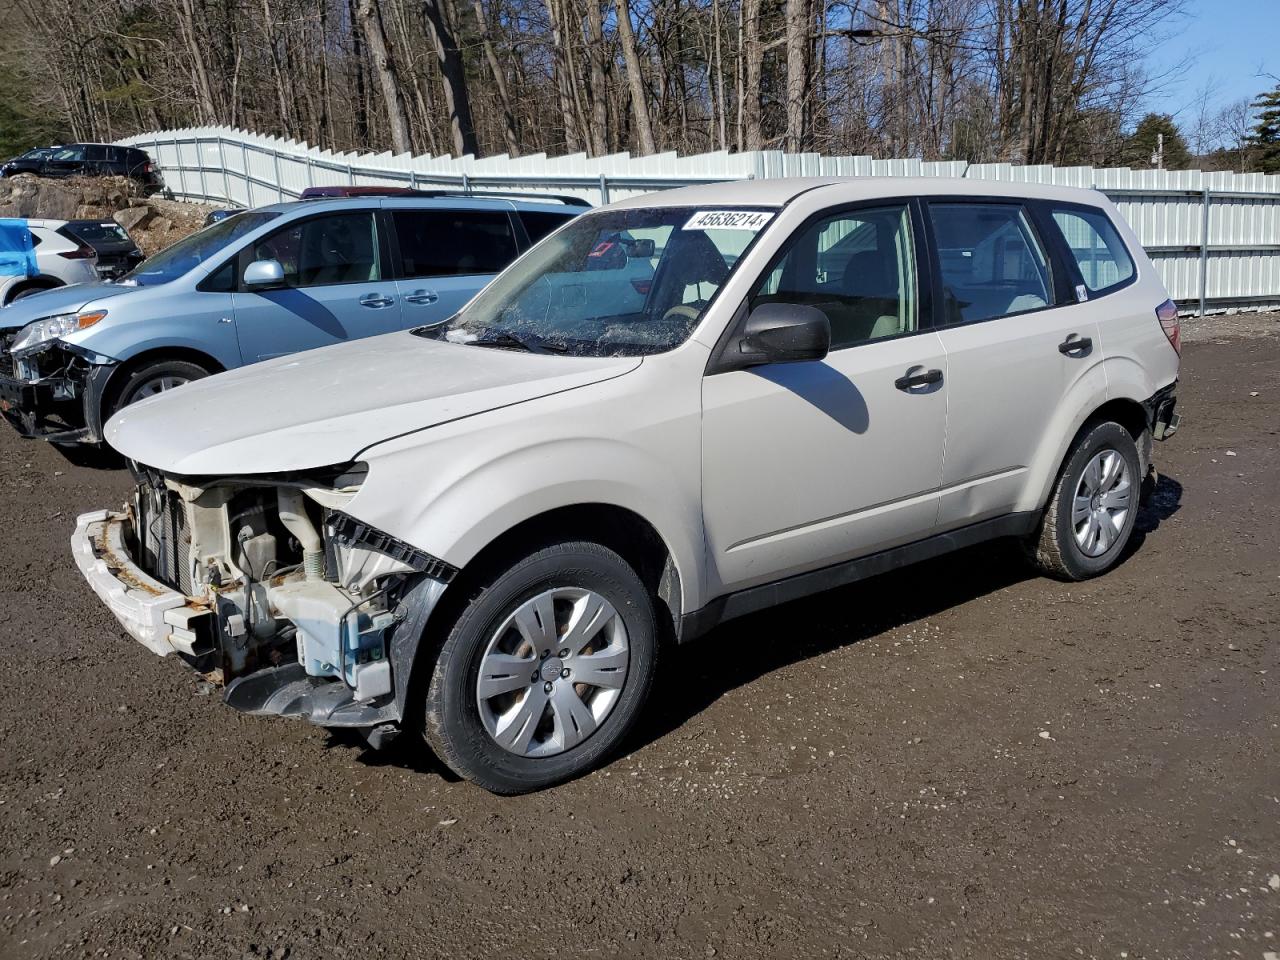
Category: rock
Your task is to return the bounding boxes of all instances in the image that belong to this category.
[49,855,61,867]
[1269,873,1279,890]
[150,216,173,234]
[115,205,153,232]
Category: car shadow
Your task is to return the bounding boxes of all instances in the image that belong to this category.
[620,538,1034,760]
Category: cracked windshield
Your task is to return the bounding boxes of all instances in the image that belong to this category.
[423,206,772,356]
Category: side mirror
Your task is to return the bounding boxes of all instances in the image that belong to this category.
[737,302,830,366]
[243,258,285,289]
[627,238,656,258]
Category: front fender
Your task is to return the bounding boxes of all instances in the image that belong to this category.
[348,431,705,616]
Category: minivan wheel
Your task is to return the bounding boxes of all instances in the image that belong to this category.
[111,359,210,415]
[1027,420,1141,580]
[421,541,658,794]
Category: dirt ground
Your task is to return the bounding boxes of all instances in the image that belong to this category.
[1,317,1277,960]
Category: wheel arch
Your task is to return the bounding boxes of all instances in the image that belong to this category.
[3,275,63,304]
[98,346,227,417]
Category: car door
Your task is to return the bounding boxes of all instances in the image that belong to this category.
[387,204,521,326]
[701,200,949,593]
[925,199,1101,528]
[43,146,85,178]
[230,208,403,362]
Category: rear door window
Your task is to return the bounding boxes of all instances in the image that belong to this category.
[927,202,1054,324]
[1050,207,1135,294]
[518,210,576,245]
[392,209,518,278]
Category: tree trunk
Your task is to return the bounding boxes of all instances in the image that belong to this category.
[784,0,809,151]
[422,0,480,156]
[355,0,413,153]
[741,0,763,150]
[583,0,610,155]
[471,0,521,156]
[614,0,657,154]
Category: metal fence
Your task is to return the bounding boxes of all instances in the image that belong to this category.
[118,126,1280,315]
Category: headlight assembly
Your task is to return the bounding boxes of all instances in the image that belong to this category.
[10,310,107,355]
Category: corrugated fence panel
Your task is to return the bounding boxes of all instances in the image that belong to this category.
[118,126,1280,312]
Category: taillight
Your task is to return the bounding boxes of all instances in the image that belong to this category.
[144,161,153,173]
[1156,299,1180,356]
[630,279,652,295]
[58,241,96,260]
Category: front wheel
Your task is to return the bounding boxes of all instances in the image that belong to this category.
[420,541,658,794]
[1027,420,1142,580]
[109,359,210,417]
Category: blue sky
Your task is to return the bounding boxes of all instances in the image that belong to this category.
[1146,0,1277,133]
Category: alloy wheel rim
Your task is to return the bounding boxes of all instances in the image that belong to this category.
[133,375,190,400]
[1072,448,1132,557]
[476,586,630,758]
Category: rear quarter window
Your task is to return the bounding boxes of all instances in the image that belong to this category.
[518,210,576,245]
[1050,207,1135,294]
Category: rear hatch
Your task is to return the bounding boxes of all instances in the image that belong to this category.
[62,221,144,279]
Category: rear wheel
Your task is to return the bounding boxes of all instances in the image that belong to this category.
[1027,420,1142,580]
[420,541,658,794]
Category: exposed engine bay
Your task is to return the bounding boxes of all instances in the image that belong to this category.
[80,462,455,734]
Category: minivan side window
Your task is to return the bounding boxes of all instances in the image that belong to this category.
[1050,207,1135,294]
[518,211,576,245]
[393,210,518,278]
[928,202,1053,325]
[250,211,381,287]
[749,204,917,350]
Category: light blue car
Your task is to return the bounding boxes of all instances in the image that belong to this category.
[0,193,582,451]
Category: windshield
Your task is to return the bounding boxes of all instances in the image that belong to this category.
[66,221,132,245]
[122,210,280,286]
[423,206,773,356]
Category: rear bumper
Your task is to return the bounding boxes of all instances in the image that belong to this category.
[1145,382,1181,441]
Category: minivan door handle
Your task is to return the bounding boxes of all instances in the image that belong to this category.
[894,366,943,391]
[404,289,439,305]
[359,293,396,308]
[1058,334,1093,357]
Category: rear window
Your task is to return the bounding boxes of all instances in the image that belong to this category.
[392,209,518,278]
[518,210,576,245]
[1050,207,1135,294]
[64,221,132,245]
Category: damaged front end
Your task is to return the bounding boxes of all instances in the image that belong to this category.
[71,463,455,740]
[0,337,116,444]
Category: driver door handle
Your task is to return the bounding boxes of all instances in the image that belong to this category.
[359,293,396,309]
[894,367,943,391]
[404,289,439,305]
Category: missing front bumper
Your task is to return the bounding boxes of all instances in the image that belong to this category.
[70,510,408,729]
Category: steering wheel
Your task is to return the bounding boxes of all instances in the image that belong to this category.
[661,303,704,325]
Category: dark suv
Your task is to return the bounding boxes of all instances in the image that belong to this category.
[0,144,163,193]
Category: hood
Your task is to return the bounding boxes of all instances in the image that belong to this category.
[0,281,135,331]
[106,331,641,475]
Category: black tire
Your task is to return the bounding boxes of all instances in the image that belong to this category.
[52,442,124,470]
[109,359,210,417]
[9,286,50,302]
[1026,420,1142,580]
[421,541,658,794]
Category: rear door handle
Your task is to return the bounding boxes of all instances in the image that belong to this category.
[894,366,943,391]
[404,289,439,305]
[1059,334,1093,356]
[359,293,396,309]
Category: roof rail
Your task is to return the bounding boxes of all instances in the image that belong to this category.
[297,185,591,206]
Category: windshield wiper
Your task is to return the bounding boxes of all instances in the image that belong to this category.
[468,331,568,354]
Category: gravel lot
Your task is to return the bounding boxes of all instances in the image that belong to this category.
[1,316,1277,960]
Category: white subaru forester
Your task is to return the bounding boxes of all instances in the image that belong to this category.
[73,177,1180,793]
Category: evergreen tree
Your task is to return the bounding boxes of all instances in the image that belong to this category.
[1248,84,1280,174]
[1122,114,1192,170]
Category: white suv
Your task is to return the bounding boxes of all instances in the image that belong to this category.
[0,219,99,305]
[72,177,1180,793]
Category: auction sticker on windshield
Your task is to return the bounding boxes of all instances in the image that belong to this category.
[683,210,774,231]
